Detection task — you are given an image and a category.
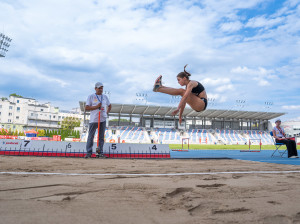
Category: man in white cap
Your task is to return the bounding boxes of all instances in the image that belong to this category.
[273,119,298,158]
[85,82,111,158]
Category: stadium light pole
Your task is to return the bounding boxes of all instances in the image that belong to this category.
[135,93,148,105]
[104,91,111,100]
[208,98,216,108]
[0,33,12,57]
[170,95,181,105]
[235,99,246,110]
[264,101,273,111]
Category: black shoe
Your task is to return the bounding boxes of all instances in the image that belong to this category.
[85,154,92,158]
[95,148,101,157]
[98,153,108,158]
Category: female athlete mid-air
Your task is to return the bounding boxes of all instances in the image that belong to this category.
[153,65,207,124]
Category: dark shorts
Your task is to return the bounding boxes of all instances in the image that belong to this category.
[195,98,207,112]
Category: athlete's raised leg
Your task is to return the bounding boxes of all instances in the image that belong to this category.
[157,86,185,96]
[153,75,185,96]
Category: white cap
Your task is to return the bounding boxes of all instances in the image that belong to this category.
[95,82,103,88]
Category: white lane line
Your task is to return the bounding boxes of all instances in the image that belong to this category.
[1,170,300,176]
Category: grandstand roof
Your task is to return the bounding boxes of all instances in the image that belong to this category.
[79,102,285,121]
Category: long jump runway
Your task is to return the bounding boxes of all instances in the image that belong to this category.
[171,149,300,166]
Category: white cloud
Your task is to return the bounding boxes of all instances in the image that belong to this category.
[201,78,231,86]
[201,77,234,93]
[253,78,270,86]
[282,105,300,110]
[215,84,234,92]
[1,59,68,87]
[231,66,275,86]
[0,0,300,120]
[220,21,243,32]
[206,93,227,103]
[245,16,284,28]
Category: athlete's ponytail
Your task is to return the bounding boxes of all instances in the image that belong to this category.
[177,64,191,79]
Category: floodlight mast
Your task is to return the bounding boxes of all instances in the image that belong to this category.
[135,92,148,105]
[0,33,12,57]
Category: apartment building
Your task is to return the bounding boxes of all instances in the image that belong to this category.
[0,95,85,132]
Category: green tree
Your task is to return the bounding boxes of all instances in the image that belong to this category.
[37,129,45,137]
[7,129,13,135]
[9,93,23,98]
[61,117,81,131]
[0,129,5,135]
[19,131,25,136]
[76,130,80,138]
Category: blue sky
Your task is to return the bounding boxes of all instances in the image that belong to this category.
[0,0,300,121]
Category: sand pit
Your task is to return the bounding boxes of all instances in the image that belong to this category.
[1,155,300,224]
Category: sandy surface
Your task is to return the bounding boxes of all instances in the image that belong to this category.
[1,155,300,224]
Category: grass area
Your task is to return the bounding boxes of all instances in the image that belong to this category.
[169,144,277,150]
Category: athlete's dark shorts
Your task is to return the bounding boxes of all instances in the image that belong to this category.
[195,98,207,112]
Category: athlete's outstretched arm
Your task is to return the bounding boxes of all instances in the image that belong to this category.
[172,82,193,115]
[178,102,186,124]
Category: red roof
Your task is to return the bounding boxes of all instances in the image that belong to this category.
[24,129,38,134]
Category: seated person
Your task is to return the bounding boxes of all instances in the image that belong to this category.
[273,119,298,158]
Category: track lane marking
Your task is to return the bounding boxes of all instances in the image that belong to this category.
[1,170,300,176]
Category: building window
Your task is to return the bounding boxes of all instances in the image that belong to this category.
[17,107,20,112]
[8,119,11,123]
[8,113,12,116]
[17,100,19,103]
[0,105,2,108]
[16,116,19,119]
[31,113,34,116]
[53,116,56,118]
[9,106,13,110]
[41,109,44,112]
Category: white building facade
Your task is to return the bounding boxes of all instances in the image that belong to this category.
[281,120,300,137]
[0,96,86,132]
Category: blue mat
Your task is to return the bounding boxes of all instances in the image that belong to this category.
[170,150,300,166]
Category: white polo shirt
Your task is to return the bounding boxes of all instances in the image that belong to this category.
[86,93,110,123]
[273,126,285,138]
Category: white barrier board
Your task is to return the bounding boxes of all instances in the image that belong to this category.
[0,139,169,154]
[104,143,169,154]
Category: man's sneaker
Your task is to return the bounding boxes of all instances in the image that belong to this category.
[98,153,108,158]
[96,148,101,156]
[153,75,162,92]
[84,154,92,159]
[289,155,299,158]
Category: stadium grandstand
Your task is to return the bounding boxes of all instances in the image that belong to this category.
[79,102,285,145]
